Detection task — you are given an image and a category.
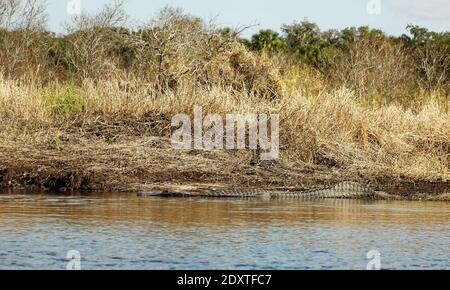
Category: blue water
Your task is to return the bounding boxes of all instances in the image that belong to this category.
[0,194,448,270]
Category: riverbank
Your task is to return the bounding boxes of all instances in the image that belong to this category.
[0,133,448,200]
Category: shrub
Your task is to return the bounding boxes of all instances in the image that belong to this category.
[403,25,450,94]
[250,29,286,53]
[42,84,87,117]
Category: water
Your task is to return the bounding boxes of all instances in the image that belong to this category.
[0,193,448,270]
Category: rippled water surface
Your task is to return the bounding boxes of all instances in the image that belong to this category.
[0,193,448,269]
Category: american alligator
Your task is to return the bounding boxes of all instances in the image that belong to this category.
[138,181,402,200]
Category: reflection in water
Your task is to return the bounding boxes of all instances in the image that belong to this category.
[0,194,448,269]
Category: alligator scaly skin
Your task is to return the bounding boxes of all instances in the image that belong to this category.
[138,181,401,200]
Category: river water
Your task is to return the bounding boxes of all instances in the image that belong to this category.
[0,193,448,270]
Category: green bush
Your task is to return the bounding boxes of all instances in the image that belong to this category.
[42,84,87,117]
[250,29,286,53]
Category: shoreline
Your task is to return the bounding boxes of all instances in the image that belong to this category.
[1,136,448,201]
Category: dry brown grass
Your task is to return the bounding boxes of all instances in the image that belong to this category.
[0,75,448,195]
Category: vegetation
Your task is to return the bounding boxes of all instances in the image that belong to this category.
[249,21,449,105]
[0,0,448,195]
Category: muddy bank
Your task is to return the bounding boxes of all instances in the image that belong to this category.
[1,167,448,201]
[0,136,448,200]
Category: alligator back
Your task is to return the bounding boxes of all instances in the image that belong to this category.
[138,182,399,200]
[197,188,272,199]
[272,181,379,199]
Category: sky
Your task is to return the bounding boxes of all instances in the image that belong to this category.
[47,0,450,37]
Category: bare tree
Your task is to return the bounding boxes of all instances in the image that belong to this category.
[417,44,449,93]
[63,0,129,80]
[133,6,271,94]
[0,0,21,29]
[0,0,48,80]
[0,0,46,30]
[65,0,127,32]
[330,38,415,103]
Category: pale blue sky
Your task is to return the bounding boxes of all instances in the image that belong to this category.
[47,0,450,37]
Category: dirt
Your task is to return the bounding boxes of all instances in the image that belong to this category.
[0,136,448,200]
